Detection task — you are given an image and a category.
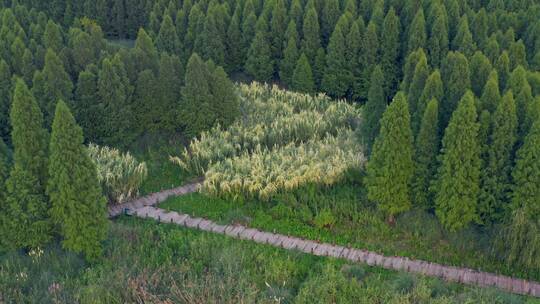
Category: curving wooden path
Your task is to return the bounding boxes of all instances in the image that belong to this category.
[109,183,540,298]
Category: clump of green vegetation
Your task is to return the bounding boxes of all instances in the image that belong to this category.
[172,83,364,201]
[0,218,530,303]
[88,143,148,204]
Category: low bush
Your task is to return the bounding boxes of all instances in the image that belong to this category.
[88,144,148,204]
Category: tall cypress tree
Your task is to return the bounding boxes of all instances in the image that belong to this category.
[469,51,493,97]
[300,7,321,66]
[357,21,378,101]
[418,69,444,131]
[97,56,133,147]
[472,8,488,49]
[0,60,11,143]
[495,51,510,92]
[361,65,386,154]
[74,66,102,143]
[380,7,400,96]
[479,91,517,224]
[321,0,340,44]
[413,98,440,209]
[0,137,8,250]
[321,15,350,98]
[270,0,287,62]
[3,79,51,249]
[408,52,430,135]
[226,5,243,71]
[479,70,501,114]
[157,54,184,132]
[245,18,274,82]
[280,21,299,87]
[502,118,540,270]
[366,92,414,223]
[347,18,363,100]
[427,4,448,67]
[48,101,107,261]
[401,49,425,93]
[441,51,470,128]
[408,8,426,53]
[451,15,476,58]
[156,14,180,54]
[434,91,481,231]
[209,65,240,128]
[133,28,159,74]
[198,3,226,67]
[35,49,73,126]
[291,53,315,94]
[181,53,213,137]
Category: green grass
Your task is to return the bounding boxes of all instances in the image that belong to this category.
[1,218,532,303]
[160,181,540,283]
[128,132,194,195]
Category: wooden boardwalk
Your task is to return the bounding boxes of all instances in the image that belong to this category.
[109,184,540,298]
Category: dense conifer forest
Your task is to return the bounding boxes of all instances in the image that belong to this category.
[0,0,540,302]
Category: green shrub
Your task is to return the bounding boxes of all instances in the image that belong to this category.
[88,144,148,204]
[313,209,336,229]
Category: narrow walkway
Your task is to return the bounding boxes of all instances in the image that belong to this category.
[109,185,540,298]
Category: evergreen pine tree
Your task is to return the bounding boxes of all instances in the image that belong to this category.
[97,56,134,147]
[300,7,321,66]
[157,54,184,132]
[418,69,444,131]
[3,79,51,249]
[226,5,243,71]
[507,66,533,138]
[321,0,340,44]
[427,4,448,67]
[502,118,540,270]
[434,91,481,231]
[408,53,430,135]
[0,60,11,143]
[361,65,386,154]
[346,18,363,100]
[181,53,213,137]
[380,7,400,96]
[0,137,8,249]
[479,70,501,114]
[508,40,527,70]
[484,35,500,64]
[270,0,287,62]
[245,18,274,82]
[408,8,426,53]
[441,51,471,128]
[321,15,350,98]
[209,65,240,128]
[413,98,440,208]
[470,52,493,97]
[366,92,414,223]
[279,21,299,87]
[35,49,73,126]
[198,4,226,67]
[47,101,108,261]
[479,91,517,224]
[74,66,102,143]
[357,21,378,101]
[451,15,476,58]
[156,15,180,54]
[291,53,315,94]
[133,69,157,132]
[133,28,159,74]
[472,9,488,49]
[495,51,510,92]
[401,49,425,93]
[43,20,63,53]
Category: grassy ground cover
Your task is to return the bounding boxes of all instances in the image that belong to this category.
[160,176,539,283]
[0,217,533,303]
